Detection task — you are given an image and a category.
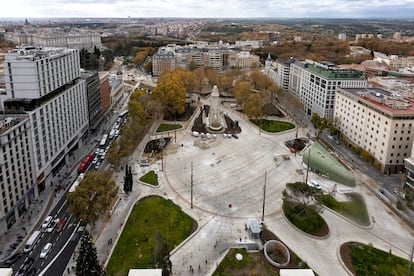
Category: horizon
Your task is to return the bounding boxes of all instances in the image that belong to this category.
[1,0,414,19]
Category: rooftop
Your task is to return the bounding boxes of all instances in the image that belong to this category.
[307,63,364,80]
[340,87,414,116]
[6,46,76,62]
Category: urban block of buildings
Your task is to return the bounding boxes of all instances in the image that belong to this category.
[0,45,114,232]
[276,59,366,118]
[152,42,260,76]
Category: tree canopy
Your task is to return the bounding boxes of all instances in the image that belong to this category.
[76,230,103,276]
[152,69,186,116]
[67,171,117,226]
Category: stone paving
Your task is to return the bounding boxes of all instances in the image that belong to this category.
[72,99,414,276]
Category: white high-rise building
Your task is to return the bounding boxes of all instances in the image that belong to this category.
[4,46,81,98]
[3,46,88,201]
[291,61,366,118]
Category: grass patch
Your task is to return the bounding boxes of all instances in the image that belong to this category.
[344,242,414,275]
[283,199,326,235]
[106,196,196,276]
[213,248,277,276]
[156,123,182,132]
[320,193,370,226]
[139,170,158,186]
[250,119,295,133]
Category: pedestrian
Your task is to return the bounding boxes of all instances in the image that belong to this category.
[205,259,208,264]
[68,267,70,273]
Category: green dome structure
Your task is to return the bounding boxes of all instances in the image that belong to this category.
[303,142,355,187]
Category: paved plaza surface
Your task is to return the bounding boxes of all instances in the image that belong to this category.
[88,102,414,276]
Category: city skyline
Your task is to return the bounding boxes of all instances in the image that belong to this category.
[1,0,414,19]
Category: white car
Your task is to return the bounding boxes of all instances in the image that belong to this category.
[308,180,321,189]
[40,243,52,259]
[41,216,52,229]
[191,131,199,137]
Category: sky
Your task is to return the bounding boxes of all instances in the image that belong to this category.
[1,0,414,19]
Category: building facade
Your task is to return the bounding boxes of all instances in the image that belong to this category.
[6,31,102,52]
[334,87,414,174]
[276,58,295,91]
[299,62,366,118]
[81,71,102,130]
[152,51,176,77]
[99,72,111,114]
[3,46,89,207]
[0,114,36,232]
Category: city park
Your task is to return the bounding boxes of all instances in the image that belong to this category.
[70,68,414,275]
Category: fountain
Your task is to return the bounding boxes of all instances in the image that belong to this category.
[208,85,224,132]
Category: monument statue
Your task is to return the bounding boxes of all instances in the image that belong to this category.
[208,85,223,132]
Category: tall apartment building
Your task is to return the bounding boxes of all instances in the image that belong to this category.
[334,87,414,174]
[81,71,102,130]
[296,61,366,118]
[152,51,176,77]
[2,46,89,229]
[0,114,36,231]
[276,58,295,91]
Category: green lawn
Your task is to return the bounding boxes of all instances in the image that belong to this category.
[106,196,196,276]
[139,170,158,186]
[283,199,327,236]
[156,123,182,133]
[250,119,295,133]
[349,243,414,275]
[320,193,370,226]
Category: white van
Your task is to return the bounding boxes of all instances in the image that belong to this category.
[24,231,41,252]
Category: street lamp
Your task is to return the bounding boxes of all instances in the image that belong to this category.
[305,148,311,185]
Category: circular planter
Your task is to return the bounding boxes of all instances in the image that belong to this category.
[263,240,290,268]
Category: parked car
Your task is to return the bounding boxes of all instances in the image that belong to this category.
[308,180,321,189]
[40,243,52,259]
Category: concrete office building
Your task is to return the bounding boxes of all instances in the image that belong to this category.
[3,46,89,196]
[0,114,36,232]
[81,71,102,130]
[299,61,366,118]
[334,87,414,174]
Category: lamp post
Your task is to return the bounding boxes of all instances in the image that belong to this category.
[305,148,311,185]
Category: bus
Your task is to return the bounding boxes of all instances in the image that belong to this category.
[69,173,85,193]
[24,230,41,252]
[118,110,128,119]
[77,154,93,174]
[99,134,109,148]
